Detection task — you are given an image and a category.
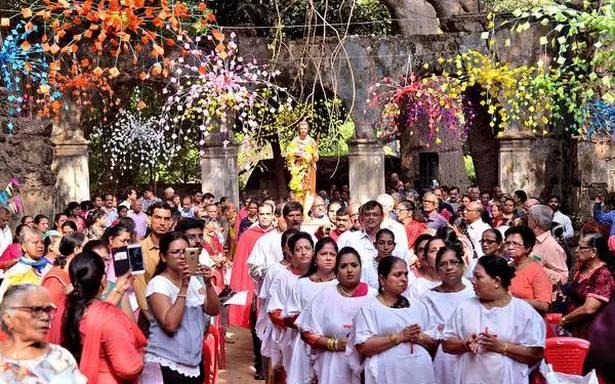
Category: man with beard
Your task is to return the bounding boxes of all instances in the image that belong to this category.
[548,194,573,240]
[133,202,173,316]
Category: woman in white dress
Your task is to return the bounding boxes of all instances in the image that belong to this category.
[266,232,314,379]
[405,237,444,299]
[442,256,545,384]
[295,247,374,384]
[420,244,475,384]
[255,229,297,382]
[286,237,338,384]
[351,256,437,384]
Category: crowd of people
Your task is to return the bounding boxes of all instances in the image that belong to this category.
[0,178,613,383]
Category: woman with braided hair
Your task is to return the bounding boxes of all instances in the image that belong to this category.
[349,256,436,384]
[62,251,146,384]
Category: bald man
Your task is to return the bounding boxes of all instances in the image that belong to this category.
[463,201,492,257]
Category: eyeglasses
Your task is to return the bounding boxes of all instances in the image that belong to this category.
[575,246,595,252]
[479,239,499,245]
[9,304,57,318]
[504,241,525,248]
[395,208,409,213]
[437,260,463,269]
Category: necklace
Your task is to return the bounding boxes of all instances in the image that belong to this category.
[481,294,511,309]
[311,273,335,283]
[337,284,354,297]
[376,294,395,307]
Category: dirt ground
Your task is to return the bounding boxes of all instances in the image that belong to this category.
[218,327,259,384]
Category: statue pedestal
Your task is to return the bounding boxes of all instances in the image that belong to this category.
[348,139,384,204]
[51,135,90,210]
[200,141,239,205]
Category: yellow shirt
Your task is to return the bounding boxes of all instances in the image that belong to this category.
[133,236,160,312]
[0,262,52,300]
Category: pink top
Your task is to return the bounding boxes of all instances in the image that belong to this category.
[511,261,552,303]
[0,243,21,270]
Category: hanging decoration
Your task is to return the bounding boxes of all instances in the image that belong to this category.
[90,109,172,177]
[0,21,61,134]
[0,0,216,118]
[368,73,470,144]
[159,31,293,160]
[0,177,22,214]
[583,101,615,141]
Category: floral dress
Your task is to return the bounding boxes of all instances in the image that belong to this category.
[566,264,615,338]
[0,344,86,383]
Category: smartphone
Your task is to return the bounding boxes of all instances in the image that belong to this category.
[127,244,145,275]
[112,246,130,277]
[185,247,200,275]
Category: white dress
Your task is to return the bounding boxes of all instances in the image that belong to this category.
[255,262,286,364]
[266,267,300,369]
[348,295,435,384]
[419,285,475,384]
[443,297,546,384]
[295,285,375,384]
[285,277,338,384]
[404,276,441,300]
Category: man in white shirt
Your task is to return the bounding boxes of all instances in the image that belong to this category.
[308,195,330,226]
[337,201,410,287]
[248,201,315,293]
[102,193,118,227]
[0,208,12,255]
[548,195,574,240]
[377,193,410,256]
[463,201,492,258]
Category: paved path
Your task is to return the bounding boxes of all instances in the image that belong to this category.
[219,327,260,384]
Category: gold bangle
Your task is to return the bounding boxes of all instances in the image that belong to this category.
[389,334,400,345]
[113,287,124,295]
[502,343,508,356]
[177,293,187,299]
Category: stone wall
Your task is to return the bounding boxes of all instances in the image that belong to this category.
[572,140,615,217]
[0,116,56,225]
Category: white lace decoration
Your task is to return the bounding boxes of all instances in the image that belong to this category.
[145,353,200,378]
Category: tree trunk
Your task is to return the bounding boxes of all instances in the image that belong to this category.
[270,137,287,199]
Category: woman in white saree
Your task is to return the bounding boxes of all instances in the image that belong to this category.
[295,247,375,384]
[443,255,545,384]
[419,243,475,384]
[350,256,437,384]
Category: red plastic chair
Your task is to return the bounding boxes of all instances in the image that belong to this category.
[544,337,591,375]
[544,313,562,338]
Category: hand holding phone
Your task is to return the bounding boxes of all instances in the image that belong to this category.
[595,194,604,204]
[127,244,145,275]
[185,247,200,275]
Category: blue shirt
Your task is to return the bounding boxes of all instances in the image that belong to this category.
[593,203,615,236]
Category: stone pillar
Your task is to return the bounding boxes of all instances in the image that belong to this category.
[348,138,385,204]
[51,135,90,210]
[200,140,239,205]
[498,135,536,195]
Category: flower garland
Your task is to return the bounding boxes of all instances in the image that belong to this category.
[90,109,172,177]
[368,73,469,144]
[285,139,316,195]
[159,31,293,159]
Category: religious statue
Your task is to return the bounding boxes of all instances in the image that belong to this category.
[286,120,319,214]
